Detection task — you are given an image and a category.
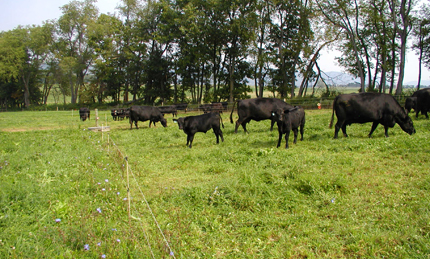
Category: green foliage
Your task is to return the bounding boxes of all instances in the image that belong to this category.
[1,109,429,257]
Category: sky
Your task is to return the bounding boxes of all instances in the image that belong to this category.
[1,0,429,84]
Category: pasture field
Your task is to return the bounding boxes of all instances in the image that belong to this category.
[0,109,429,258]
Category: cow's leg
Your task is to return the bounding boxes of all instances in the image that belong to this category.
[186,134,190,147]
[334,120,345,139]
[277,131,283,148]
[135,121,139,129]
[241,122,248,133]
[215,127,224,143]
[270,119,275,131]
[284,130,290,149]
[368,122,379,137]
[234,121,241,133]
[129,119,133,130]
[213,127,220,144]
[384,125,389,137]
[293,128,298,144]
[299,124,304,141]
[341,125,348,137]
[425,111,429,119]
[188,134,195,148]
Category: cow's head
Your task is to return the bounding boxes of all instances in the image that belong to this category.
[160,117,168,127]
[271,108,285,121]
[173,117,185,129]
[404,97,417,114]
[397,115,416,135]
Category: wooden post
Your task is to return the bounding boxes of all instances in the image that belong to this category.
[126,157,131,225]
[95,109,99,127]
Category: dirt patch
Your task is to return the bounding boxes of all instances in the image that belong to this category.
[1,127,63,132]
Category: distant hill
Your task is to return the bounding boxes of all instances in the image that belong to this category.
[320,71,360,86]
[249,71,430,88]
[321,71,430,88]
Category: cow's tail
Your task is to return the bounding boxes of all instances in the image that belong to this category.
[230,100,237,124]
[329,98,336,129]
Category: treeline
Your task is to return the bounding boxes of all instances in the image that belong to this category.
[1,0,430,109]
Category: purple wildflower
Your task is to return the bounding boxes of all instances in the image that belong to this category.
[84,244,90,250]
[97,208,102,213]
[55,219,61,223]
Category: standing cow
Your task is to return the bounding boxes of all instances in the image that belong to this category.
[272,106,305,149]
[111,109,118,121]
[404,88,430,118]
[79,107,90,121]
[173,113,224,148]
[230,98,293,133]
[329,93,415,138]
[129,106,167,129]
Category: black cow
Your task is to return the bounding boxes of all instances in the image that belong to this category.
[175,103,188,112]
[173,113,224,148]
[158,105,178,117]
[129,106,167,129]
[329,93,415,138]
[79,107,90,121]
[230,98,293,133]
[405,88,430,118]
[272,106,305,149]
[199,103,223,114]
[118,108,130,120]
[111,109,119,121]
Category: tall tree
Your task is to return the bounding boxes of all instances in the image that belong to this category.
[56,0,98,104]
[395,0,416,95]
[270,0,313,98]
[412,3,430,90]
[316,0,366,92]
[251,0,273,98]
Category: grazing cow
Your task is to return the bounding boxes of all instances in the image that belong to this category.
[173,113,224,148]
[175,103,188,112]
[118,108,130,120]
[199,103,223,114]
[272,106,305,149]
[404,88,430,118]
[129,106,167,129]
[329,93,415,138]
[230,98,293,133]
[198,104,213,113]
[79,107,90,121]
[158,105,178,117]
[111,109,119,121]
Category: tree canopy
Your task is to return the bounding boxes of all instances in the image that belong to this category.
[0,0,429,109]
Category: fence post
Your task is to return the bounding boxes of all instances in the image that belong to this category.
[125,157,131,226]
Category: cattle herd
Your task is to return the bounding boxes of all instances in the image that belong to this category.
[79,90,430,148]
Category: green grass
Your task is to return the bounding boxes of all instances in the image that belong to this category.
[0,109,429,258]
